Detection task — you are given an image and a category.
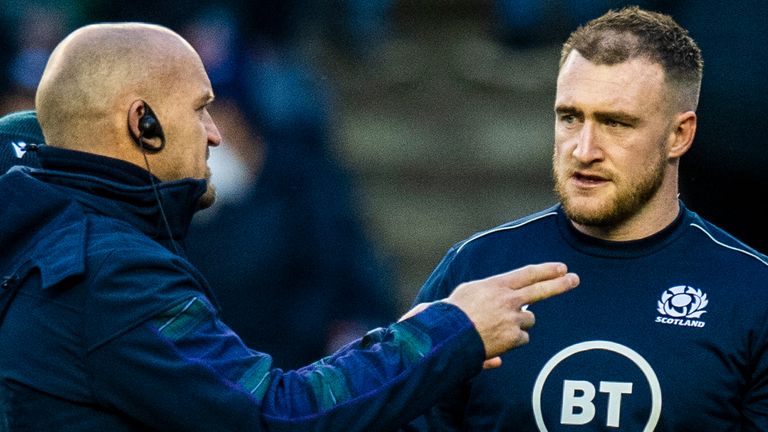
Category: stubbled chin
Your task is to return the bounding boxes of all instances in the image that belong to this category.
[560,187,613,224]
[556,173,609,222]
[197,182,216,209]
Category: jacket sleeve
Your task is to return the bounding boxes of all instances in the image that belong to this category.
[405,245,471,431]
[86,295,485,432]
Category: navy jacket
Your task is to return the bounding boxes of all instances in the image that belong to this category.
[0,146,485,431]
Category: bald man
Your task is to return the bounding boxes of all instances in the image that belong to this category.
[0,23,578,431]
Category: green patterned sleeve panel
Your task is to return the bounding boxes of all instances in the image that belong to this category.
[152,297,209,341]
[145,297,484,430]
[150,296,277,399]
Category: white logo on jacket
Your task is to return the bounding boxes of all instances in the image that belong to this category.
[11,141,30,159]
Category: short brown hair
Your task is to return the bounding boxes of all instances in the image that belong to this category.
[561,6,703,110]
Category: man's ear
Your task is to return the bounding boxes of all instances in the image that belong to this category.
[668,111,696,159]
[127,100,164,152]
[127,100,146,146]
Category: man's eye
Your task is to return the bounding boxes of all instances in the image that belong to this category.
[606,119,625,128]
[560,115,575,124]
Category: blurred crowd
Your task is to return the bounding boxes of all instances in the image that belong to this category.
[1,0,765,366]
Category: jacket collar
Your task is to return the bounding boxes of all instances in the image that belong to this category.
[33,146,207,250]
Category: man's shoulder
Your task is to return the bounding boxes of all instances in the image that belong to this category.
[684,209,768,272]
[0,171,184,288]
[85,211,165,256]
[0,171,90,286]
[76,210,212,351]
[453,205,560,256]
[415,205,561,304]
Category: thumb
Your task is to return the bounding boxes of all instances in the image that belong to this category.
[483,357,502,369]
[399,302,434,322]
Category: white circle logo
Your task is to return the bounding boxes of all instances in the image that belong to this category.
[532,341,662,431]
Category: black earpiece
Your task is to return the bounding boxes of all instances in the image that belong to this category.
[131,101,181,255]
[133,102,165,153]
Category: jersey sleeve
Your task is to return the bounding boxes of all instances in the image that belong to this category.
[742,306,768,430]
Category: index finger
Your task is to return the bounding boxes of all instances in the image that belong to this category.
[483,262,569,289]
[515,273,579,305]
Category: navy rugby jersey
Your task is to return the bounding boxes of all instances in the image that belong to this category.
[412,203,768,431]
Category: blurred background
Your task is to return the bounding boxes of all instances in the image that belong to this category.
[1,0,765,368]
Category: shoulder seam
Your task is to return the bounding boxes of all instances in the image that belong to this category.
[689,223,768,267]
[456,211,557,255]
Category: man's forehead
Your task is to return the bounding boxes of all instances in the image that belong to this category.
[166,57,213,99]
[557,52,665,100]
[559,51,665,81]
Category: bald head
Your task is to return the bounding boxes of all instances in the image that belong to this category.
[35,22,221,208]
[36,23,204,152]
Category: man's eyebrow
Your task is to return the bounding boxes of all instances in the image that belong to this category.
[554,105,581,115]
[554,105,641,124]
[593,111,641,124]
[196,92,215,106]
